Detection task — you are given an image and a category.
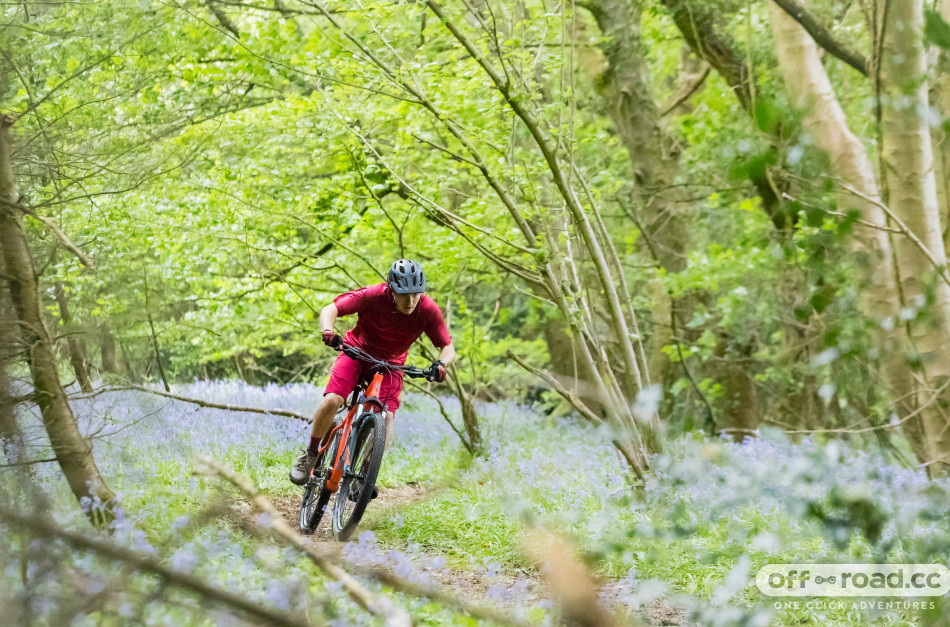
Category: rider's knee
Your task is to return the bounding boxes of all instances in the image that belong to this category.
[323,393,345,410]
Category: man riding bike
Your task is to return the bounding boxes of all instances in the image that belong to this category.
[289,259,456,486]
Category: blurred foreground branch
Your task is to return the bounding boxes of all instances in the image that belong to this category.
[522,530,636,627]
[0,505,315,627]
[197,456,530,627]
[198,456,411,627]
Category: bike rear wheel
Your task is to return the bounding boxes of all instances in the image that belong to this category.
[299,434,338,534]
[332,412,385,541]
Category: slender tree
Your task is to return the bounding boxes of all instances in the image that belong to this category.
[875,0,950,474]
[0,116,117,522]
[53,281,94,394]
[0,238,20,459]
[769,0,931,460]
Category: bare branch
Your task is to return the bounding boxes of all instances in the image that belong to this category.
[85,386,311,422]
[660,65,710,116]
[505,350,604,427]
[0,456,57,468]
[0,505,316,627]
[771,0,868,75]
[0,199,95,270]
[206,0,242,38]
[774,378,950,435]
[402,379,474,453]
[839,183,950,292]
[427,1,644,403]
[199,457,530,627]
[198,457,410,627]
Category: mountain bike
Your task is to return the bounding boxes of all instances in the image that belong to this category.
[298,342,429,541]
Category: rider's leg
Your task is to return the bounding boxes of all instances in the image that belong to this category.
[377,370,403,452]
[312,351,364,447]
[291,352,362,485]
[309,393,345,447]
[290,393,345,485]
[384,411,395,450]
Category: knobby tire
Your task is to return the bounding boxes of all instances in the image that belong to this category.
[299,433,338,534]
[332,412,385,541]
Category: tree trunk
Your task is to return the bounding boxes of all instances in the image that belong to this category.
[878,0,950,474]
[447,371,483,454]
[0,245,21,460]
[0,116,116,522]
[53,281,93,393]
[768,0,926,449]
[937,0,950,250]
[585,0,689,388]
[99,323,120,375]
[119,340,138,382]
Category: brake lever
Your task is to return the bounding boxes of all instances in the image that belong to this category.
[405,367,428,379]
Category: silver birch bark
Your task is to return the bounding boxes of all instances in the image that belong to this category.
[937,0,950,250]
[878,0,950,473]
[770,0,932,459]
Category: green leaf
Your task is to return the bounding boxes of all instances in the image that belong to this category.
[924,7,950,49]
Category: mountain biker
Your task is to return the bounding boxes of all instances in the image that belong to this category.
[289,259,456,486]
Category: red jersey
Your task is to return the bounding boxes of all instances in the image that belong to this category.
[333,283,452,364]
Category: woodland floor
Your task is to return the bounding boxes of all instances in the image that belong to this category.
[242,482,696,626]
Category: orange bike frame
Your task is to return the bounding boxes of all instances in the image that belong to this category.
[319,372,384,492]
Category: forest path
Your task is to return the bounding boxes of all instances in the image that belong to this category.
[264,482,692,626]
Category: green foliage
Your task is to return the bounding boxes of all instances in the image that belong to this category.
[925,7,950,49]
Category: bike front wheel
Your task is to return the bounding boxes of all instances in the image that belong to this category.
[332,412,386,541]
[299,480,331,534]
[299,434,338,534]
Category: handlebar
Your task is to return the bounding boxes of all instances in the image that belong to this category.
[337,341,430,380]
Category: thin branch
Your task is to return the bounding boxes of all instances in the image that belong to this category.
[771,0,868,75]
[505,350,603,426]
[309,0,540,250]
[206,0,242,38]
[4,25,170,123]
[85,385,311,422]
[199,457,529,627]
[143,273,170,393]
[403,379,473,453]
[660,65,710,116]
[0,456,57,468]
[838,183,950,291]
[426,1,644,400]
[411,133,480,168]
[778,379,950,435]
[0,505,316,627]
[781,192,903,234]
[0,199,95,270]
[198,458,410,627]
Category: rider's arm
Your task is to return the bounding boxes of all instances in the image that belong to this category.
[436,342,456,367]
[319,303,339,333]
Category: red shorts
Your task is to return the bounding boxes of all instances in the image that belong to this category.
[324,352,404,414]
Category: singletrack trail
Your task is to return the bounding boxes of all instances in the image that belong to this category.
[271,481,431,542]
[263,482,693,626]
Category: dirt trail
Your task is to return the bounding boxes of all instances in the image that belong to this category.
[267,482,693,626]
